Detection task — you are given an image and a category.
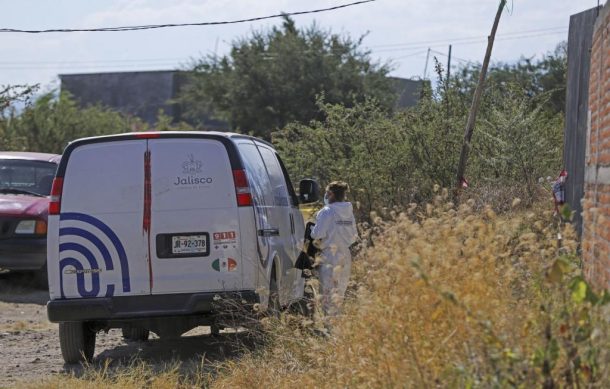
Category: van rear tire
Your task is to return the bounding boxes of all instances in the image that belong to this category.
[122,327,150,342]
[59,322,96,364]
[268,272,281,318]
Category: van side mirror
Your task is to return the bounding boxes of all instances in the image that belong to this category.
[299,179,320,204]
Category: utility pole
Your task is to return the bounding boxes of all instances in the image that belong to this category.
[446,45,452,81]
[455,0,507,195]
[423,48,431,79]
[445,44,452,118]
[214,36,220,64]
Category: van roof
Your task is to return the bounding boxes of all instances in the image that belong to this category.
[68,131,274,148]
[56,131,274,177]
[0,151,61,163]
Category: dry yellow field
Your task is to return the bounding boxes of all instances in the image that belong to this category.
[15,197,610,388]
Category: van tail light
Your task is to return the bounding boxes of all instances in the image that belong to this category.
[49,177,64,215]
[232,169,253,207]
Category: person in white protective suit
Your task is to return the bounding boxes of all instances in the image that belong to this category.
[310,181,358,316]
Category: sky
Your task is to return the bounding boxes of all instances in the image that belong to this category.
[0,0,601,93]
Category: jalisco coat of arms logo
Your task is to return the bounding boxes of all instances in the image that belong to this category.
[182,154,203,174]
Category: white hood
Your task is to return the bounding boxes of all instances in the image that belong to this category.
[328,202,355,219]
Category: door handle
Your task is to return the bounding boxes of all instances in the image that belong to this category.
[289,214,295,234]
[258,228,280,237]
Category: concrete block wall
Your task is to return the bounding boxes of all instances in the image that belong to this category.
[582,2,610,289]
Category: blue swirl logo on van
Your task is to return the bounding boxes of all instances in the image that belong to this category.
[58,213,130,298]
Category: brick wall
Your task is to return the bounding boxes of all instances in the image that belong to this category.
[582,2,610,289]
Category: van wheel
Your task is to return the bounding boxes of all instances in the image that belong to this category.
[268,272,281,318]
[122,327,150,342]
[59,322,96,364]
[289,298,312,317]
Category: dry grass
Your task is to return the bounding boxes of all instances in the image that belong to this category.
[20,195,610,388]
[0,319,53,333]
[20,360,213,389]
[210,195,584,388]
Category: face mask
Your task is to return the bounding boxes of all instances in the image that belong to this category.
[323,193,329,205]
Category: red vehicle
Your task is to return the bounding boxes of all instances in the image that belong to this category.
[0,152,60,283]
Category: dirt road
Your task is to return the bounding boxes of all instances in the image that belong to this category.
[0,271,257,388]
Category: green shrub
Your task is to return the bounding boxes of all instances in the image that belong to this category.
[275,68,563,216]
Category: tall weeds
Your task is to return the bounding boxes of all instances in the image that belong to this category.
[211,196,608,388]
[28,198,610,388]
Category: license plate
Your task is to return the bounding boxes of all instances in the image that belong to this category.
[171,235,208,254]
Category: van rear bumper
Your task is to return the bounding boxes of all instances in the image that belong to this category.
[46,290,259,323]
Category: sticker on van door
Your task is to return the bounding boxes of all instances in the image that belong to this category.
[213,231,236,242]
[213,231,238,250]
[58,212,131,298]
[212,257,237,272]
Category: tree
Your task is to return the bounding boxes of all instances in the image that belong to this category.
[1,91,141,153]
[178,16,395,138]
[469,84,563,202]
[0,85,38,113]
[1,90,195,153]
[275,56,565,214]
[1,85,39,150]
[453,42,567,115]
[274,98,416,218]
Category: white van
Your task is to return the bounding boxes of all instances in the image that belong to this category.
[46,132,319,363]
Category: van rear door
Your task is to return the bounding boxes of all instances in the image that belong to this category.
[50,140,149,300]
[148,138,243,294]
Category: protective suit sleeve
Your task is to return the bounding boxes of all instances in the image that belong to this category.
[349,214,358,245]
[310,207,332,240]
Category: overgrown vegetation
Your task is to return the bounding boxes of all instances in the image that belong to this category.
[274,52,564,218]
[0,90,192,154]
[26,199,610,388]
[177,16,395,138]
[205,200,608,388]
[1,17,583,387]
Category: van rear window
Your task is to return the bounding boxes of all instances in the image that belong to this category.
[237,142,273,207]
[257,146,290,207]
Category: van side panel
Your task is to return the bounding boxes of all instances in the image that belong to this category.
[149,139,243,294]
[236,207,260,292]
[235,141,275,304]
[49,141,149,300]
[277,154,307,300]
[255,144,298,304]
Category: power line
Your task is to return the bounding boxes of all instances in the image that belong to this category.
[391,50,430,61]
[0,0,375,34]
[372,29,567,53]
[372,26,567,49]
[0,24,568,72]
[0,27,567,68]
[430,49,469,63]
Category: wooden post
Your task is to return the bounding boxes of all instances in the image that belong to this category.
[455,0,507,195]
[423,48,431,79]
[446,44,452,81]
